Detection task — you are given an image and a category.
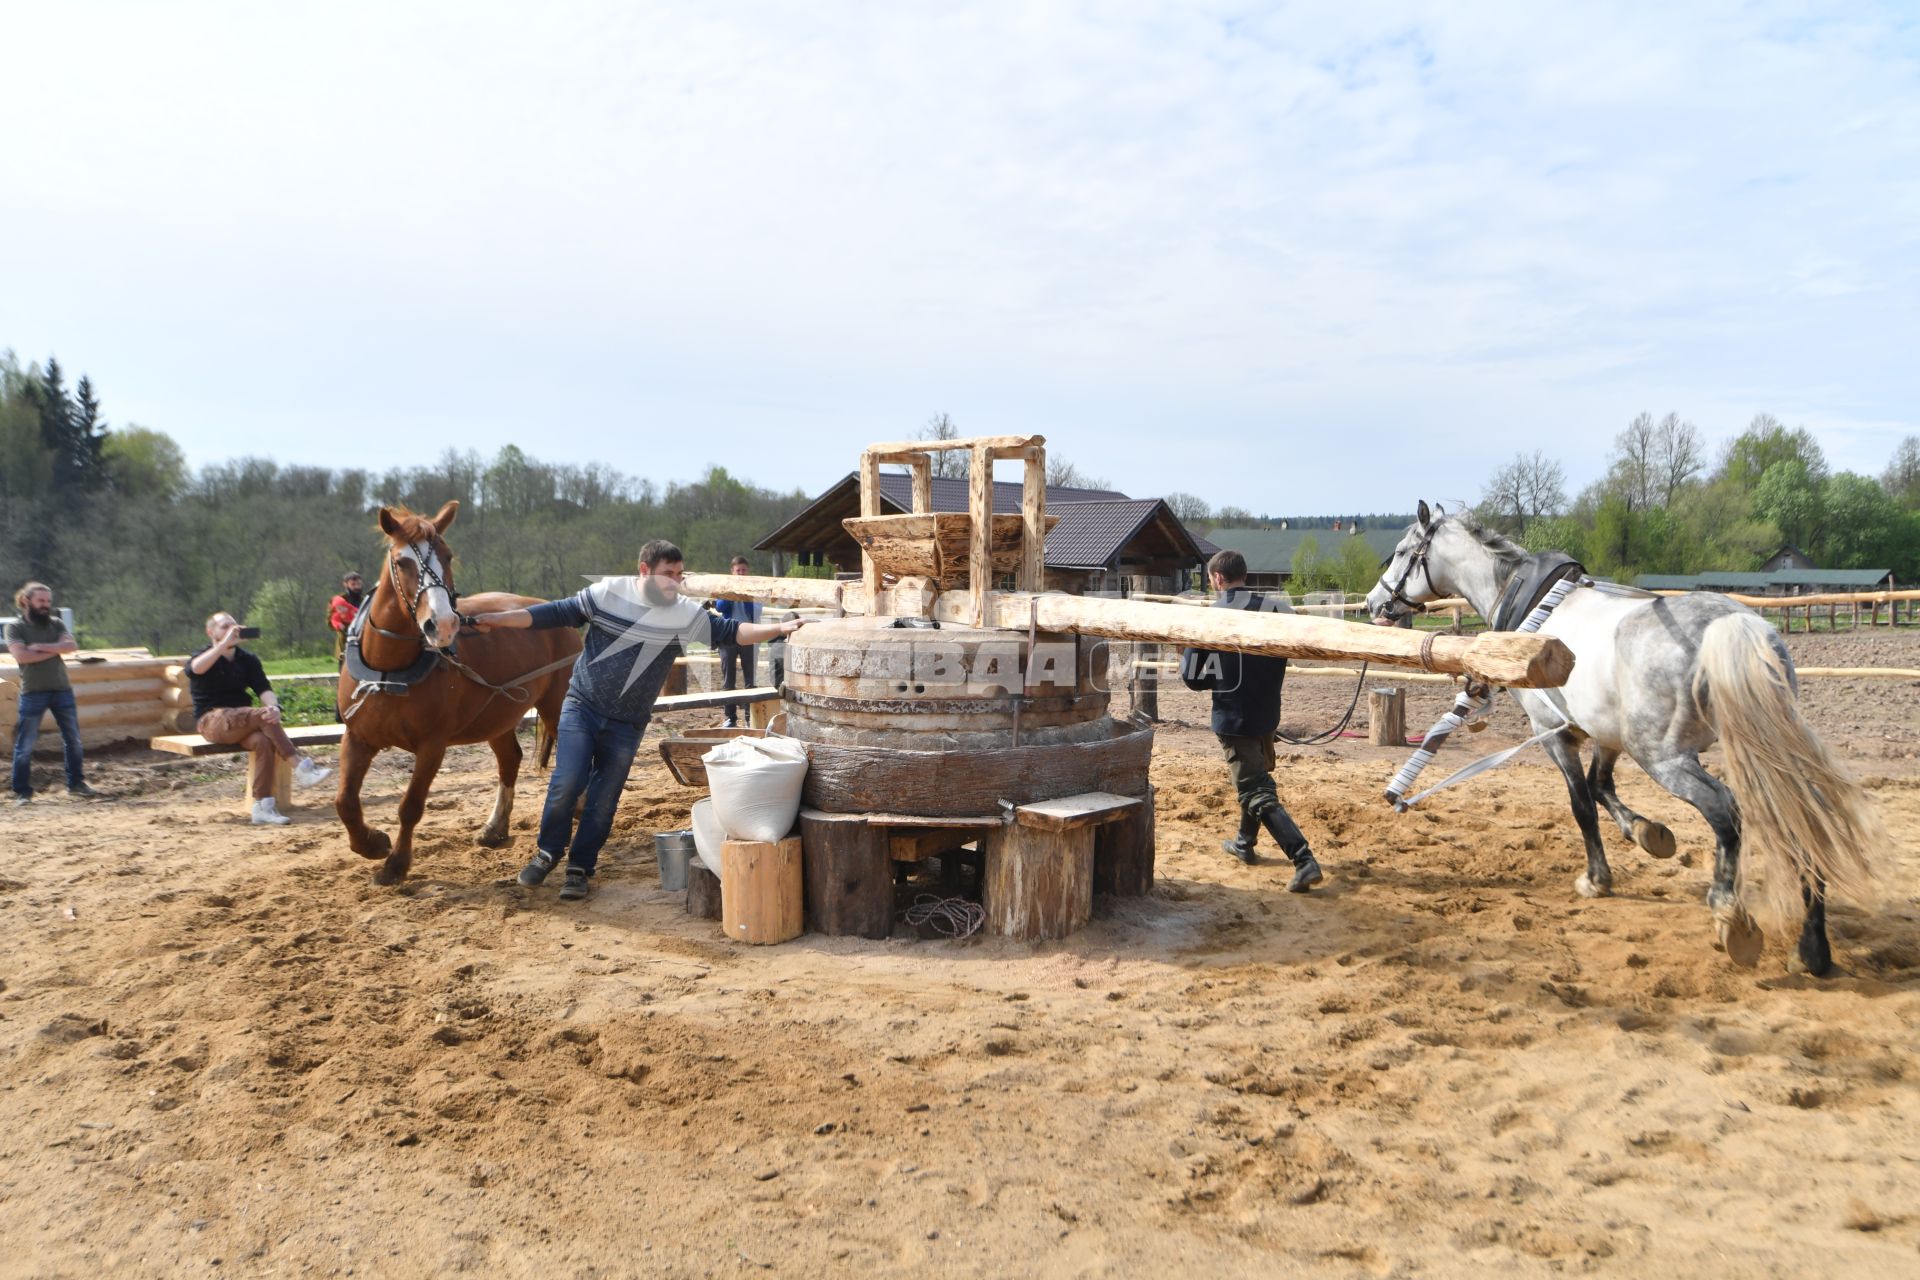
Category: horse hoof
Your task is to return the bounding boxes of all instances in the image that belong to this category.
[353,829,393,860]
[1574,874,1611,899]
[1714,907,1764,968]
[475,828,509,849]
[1632,819,1677,860]
[372,859,409,886]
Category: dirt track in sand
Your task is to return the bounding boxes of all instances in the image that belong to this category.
[3,630,1919,1278]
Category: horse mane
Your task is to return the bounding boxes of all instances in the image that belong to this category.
[1450,511,1529,572]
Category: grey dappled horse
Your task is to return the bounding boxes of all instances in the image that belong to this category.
[1365,503,1881,976]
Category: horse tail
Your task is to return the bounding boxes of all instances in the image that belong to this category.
[1694,611,1881,927]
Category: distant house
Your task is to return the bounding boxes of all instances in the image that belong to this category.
[1200,525,1399,590]
[1633,568,1894,596]
[754,472,1209,595]
[1759,545,1817,573]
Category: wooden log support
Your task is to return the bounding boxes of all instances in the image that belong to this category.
[720,834,804,945]
[1094,785,1156,898]
[969,441,994,627]
[1020,447,1046,593]
[236,756,296,818]
[686,862,723,920]
[859,447,884,609]
[1367,687,1407,747]
[798,810,895,939]
[984,820,1094,941]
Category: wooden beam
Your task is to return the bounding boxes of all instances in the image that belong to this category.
[859,449,883,611]
[969,441,994,627]
[1020,446,1045,593]
[909,456,932,513]
[865,434,1041,460]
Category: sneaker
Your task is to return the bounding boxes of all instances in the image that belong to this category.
[517,850,559,887]
[293,757,334,789]
[1287,852,1324,893]
[1220,837,1258,865]
[11,794,29,807]
[251,797,292,826]
[557,867,592,901]
[68,782,101,799]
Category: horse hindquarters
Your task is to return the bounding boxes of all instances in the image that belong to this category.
[1695,612,1881,972]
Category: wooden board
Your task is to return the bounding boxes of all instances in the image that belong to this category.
[658,727,763,788]
[1014,791,1141,832]
[149,724,347,757]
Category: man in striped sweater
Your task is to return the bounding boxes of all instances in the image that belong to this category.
[470,540,805,901]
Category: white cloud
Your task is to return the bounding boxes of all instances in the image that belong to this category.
[1,0,1915,510]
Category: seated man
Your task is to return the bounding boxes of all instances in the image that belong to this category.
[187,613,333,824]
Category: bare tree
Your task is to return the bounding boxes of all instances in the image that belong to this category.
[1163,491,1210,524]
[916,413,966,478]
[1654,412,1705,507]
[1882,434,1920,508]
[1047,456,1110,490]
[1518,450,1567,521]
[1610,411,1658,510]
[1478,456,1528,532]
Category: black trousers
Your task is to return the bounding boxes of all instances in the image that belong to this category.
[719,642,756,724]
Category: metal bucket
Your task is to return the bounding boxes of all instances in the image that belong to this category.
[654,830,696,892]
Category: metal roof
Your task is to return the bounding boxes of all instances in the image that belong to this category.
[1635,569,1894,590]
[1201,525,1404,572]
[1043,499,1204,570]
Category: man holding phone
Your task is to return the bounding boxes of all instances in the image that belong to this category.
[188,612,332,825]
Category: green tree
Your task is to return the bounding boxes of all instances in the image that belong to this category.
[1332,534,1382,594]
[1882,435,1920,509]
[1752,459,1824,551]
[1289,535,1328,591]
[1521,515,1588,564]
[1720,414,1828,490]
[1819,473,1901,568]
[103,426,188,500]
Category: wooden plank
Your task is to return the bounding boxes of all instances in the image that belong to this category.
[865,434,1040,460]
[799,807,1001,829]
[889,828,978,862]
[1014,790,1141,832]
[652,686,779,714]
[150,723,346,757]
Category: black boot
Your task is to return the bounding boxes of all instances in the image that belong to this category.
[1259,807,1323,892]
[1221,811,1260,864]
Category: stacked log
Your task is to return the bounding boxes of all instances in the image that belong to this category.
[1,651,176,754]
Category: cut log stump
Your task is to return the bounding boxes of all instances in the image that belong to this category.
[798,810,895,939]
[1094,785,1156,898]
[721,834,804,945]
[1367,687,1406,747]
[686,862,723,920]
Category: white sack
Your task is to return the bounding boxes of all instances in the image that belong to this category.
[703,736,809,844]
[691,797,727,877]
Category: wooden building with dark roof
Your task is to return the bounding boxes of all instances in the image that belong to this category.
[755,472,1207,594]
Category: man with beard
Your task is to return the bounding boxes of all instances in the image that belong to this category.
[328,571,366,668]
[470,539,807,901]
[6,582,98,805]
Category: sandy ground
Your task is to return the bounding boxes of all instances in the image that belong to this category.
[4,630,1919,1278]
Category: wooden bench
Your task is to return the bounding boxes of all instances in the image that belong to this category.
[149,724,347,815]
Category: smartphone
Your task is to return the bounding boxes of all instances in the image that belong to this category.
[236,626,262,640]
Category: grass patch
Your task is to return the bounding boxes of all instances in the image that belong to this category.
[275,681,339,727]
[260,655,339,676]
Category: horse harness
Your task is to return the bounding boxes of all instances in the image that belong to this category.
[340,540,576,721]
[1382,550,1589,811]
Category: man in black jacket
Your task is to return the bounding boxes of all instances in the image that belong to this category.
[1180,550,1324,891]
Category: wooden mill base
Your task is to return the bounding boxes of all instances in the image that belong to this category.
[794,787,1155,942]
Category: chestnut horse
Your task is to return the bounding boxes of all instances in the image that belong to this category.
[334,502,580,885]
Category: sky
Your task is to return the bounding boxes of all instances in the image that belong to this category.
[3,1,1917,514]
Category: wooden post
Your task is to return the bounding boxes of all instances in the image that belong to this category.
[720,834,804,944]
[1020,446,1046,593]
[859,448,883,613]
[240,755,296,818]
[984,821,1094,941]
[909,454,932,514]
[686,862,723,919]
[1367,687,1406,747]
[968,442,994,627]
[798,810,894,939]
[748,696,775,731]
[1093,786,1156,898]
[1131,642,1160,722]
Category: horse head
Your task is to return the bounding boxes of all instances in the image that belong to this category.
[376,501,461,650]
[1366,500,1445,624]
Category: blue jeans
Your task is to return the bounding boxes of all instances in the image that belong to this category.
[13,688,86,797]
[536,696,643,875]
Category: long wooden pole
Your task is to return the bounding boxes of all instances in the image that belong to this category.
[687,575,1573,688]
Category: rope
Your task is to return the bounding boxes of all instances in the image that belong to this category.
[903,894,986,939]
[1275,661,1370,746]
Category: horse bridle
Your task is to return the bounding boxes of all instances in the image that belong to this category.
[1376,518,1441,621]
[368,536,465,644]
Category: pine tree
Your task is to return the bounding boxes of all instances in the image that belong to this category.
[72,374,108,488]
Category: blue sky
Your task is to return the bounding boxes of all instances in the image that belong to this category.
[3,1,1915,513]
